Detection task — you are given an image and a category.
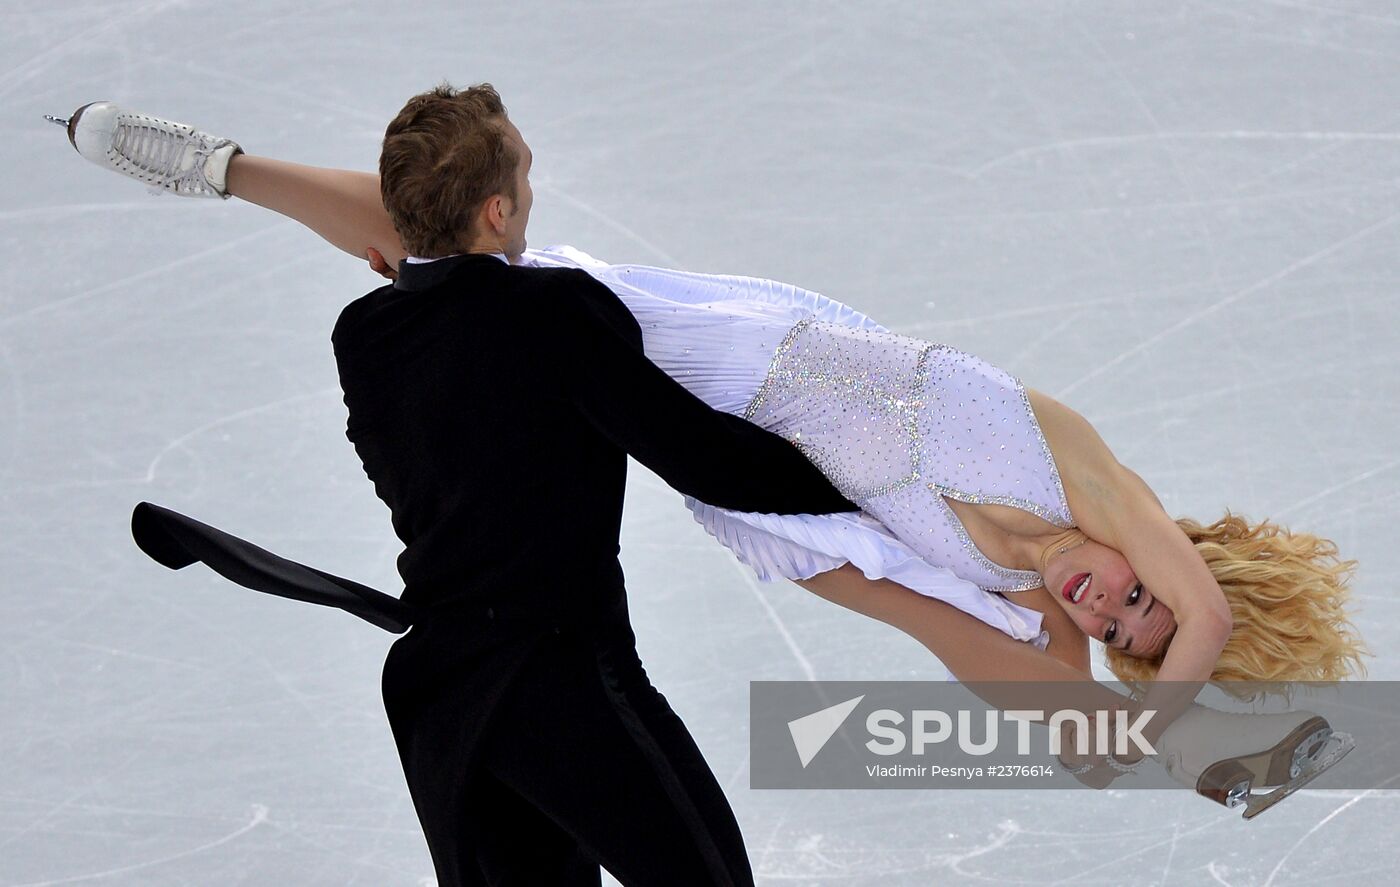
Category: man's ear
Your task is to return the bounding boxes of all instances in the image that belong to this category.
[479,195,498,233]
[485,194,514,231]
[496,193,516,222]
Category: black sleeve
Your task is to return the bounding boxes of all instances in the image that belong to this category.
[547,270,860,515]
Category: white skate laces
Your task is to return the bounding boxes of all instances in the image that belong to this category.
[61,101,242,199]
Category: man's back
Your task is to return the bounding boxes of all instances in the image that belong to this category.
[333,251,859,617]
[333,253,632,609]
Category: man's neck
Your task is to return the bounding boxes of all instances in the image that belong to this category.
[406,251,509,265]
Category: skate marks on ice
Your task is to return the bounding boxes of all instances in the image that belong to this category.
[3,804,268,887]
[1052,208,1400,401]
[9,0,1400,884]
[738,789,1400,885]
[967,129,1400,181]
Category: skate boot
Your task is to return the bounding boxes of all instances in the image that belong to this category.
[1152,703,1353,820]
[46,102,242,198]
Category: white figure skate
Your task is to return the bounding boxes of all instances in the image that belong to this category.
[1152,703,1353,819]
[46,102,241,198]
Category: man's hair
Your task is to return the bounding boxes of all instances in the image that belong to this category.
[379,82,519,258]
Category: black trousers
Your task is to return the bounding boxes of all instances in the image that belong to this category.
[387,593,757,887]
[124,503,757,884]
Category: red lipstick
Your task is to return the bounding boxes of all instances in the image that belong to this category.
[1062,572,1090,603]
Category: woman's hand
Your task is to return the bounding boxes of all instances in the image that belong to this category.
[1056,704,1143,789]
[367,247,398,281]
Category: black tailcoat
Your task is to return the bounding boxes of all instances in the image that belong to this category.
[135,251,859,882]
[340,253,858,879]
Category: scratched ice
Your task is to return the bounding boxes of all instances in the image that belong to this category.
[3,1,1399,884]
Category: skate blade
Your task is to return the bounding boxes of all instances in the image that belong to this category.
[1241,731,1355,820]
[58,101,108,150]
[1195,714,1332,807]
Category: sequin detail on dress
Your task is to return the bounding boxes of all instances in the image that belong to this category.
[927,490,1048,591]
[744,319,935,503]
[744,319,1074,593]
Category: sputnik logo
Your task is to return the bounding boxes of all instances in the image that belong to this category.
[787,695,865,768]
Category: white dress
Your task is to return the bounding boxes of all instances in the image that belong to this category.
[519,244,1056,652]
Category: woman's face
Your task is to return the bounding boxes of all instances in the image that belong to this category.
[1041,539,1178,659]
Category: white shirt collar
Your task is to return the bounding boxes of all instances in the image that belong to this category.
[405,252,509,265]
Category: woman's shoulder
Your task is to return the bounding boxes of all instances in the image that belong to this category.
[1025,388,1117,481]
[1025,388,1163,539]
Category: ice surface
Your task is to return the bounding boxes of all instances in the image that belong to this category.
[3,0,1399,884]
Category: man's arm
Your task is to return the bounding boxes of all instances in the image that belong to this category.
[545,270,860,516]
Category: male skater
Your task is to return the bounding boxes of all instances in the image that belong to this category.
[328,84,858,885]
[56,84,855,883]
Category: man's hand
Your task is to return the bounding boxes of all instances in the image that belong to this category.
[367,247,398,281]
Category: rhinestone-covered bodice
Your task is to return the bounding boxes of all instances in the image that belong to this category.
[742,319,1074,593]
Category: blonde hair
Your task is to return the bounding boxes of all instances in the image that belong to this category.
[1104,511,1368,697]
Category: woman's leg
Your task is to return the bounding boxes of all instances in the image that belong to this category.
[224,155,405,265]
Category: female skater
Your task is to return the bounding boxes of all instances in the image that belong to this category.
[53,97,1365,797]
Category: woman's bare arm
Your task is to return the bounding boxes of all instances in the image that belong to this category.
[793,564,1121,696]
[1027,387,1231,753]
[224,155,405,266]
[1084,465,1232,748]
[793,564,1132,784]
